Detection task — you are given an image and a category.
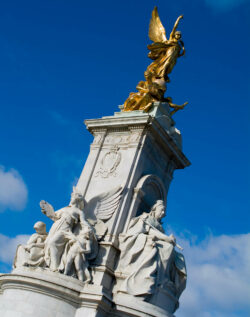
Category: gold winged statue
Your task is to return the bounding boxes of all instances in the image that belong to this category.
[123,7,188,114]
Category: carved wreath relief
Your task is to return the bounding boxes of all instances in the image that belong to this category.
[95,145,121,178]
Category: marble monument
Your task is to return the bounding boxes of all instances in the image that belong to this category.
[0,7,190,317]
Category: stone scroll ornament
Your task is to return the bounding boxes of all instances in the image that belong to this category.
[117,200,187,302]
[122,7,188,114]
[13,186,123,283]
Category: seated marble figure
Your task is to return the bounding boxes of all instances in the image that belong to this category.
[14,221,48,268]
[117,200,186,300]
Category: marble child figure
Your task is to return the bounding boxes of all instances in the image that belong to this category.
[63,227,93,282]
[14,221,47,268]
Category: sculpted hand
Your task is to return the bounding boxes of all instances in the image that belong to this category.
[169,234,176,245]
[40,200,56,220]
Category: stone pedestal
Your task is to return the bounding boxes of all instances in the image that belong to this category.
[77,103,190,295]
[0,268,111,317]
[0,102,190,317]
[78,102,189,234]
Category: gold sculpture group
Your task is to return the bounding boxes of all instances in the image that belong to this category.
[123,7,188,115]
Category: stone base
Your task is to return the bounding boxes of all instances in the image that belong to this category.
[113,294,174,317]
[0,269,111,317]
[0,269,176,317]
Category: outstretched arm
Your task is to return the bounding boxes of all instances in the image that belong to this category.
[40,200,60,221]
[170,15,183,40]
[149,227,176,245]
[178,40,185,57]
[169,101,188,116]
[78,210,90,228]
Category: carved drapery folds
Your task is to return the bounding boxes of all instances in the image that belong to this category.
[13,186,123,283]
[116,199,186,311]
[13,183,186,309]
[14,221,48,269]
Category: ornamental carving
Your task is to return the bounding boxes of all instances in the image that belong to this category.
[95,145,121,178]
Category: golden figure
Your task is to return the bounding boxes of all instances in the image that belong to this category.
[123,7,187,114]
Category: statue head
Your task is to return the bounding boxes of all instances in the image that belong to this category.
[33,221,46,234]
[70,186,86,210]
[150,200,166,220]
[174,31,182,40]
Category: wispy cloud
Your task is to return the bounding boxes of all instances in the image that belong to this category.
[205,0,249,11]
[0,166,28,212]
[0,234,30,270]
[173,231,250,316]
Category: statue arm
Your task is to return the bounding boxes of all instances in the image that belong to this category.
[149,227,176,245]
[25,242,45,250]
[178,40,185,56]
[169,15,183,40]
[24,234,45,251]
[78,210,90,228]
[26,234,38,246]
[84,240,91,254]
[169,100,188,116]
[40,200,61,221]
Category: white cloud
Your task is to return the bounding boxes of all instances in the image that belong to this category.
[175,232,250,317]
[0,166,28,212]
[205,0,249,11]
[0,233,30,264]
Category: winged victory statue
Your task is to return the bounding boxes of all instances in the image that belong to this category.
[123,7,188,114]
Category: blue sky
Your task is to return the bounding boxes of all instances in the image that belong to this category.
[0,0,249,316]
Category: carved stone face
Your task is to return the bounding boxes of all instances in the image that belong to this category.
[154,203,165,220]
[33,221,46,234]
[70,192,84,209]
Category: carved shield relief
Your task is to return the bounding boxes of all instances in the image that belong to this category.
[95,145,121,178]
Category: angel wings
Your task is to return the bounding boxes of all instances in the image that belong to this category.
[123,7,186,114]
[40,186,123,224]
[148,7,183,44]
[149,7,167,43]
[84,186,123,223]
